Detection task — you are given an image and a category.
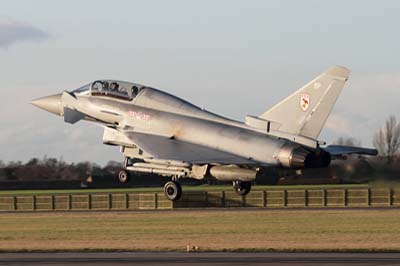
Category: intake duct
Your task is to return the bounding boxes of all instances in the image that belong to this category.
[277,143,331,169]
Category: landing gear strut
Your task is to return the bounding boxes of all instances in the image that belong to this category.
[164,181,182,201]
[233,181,252,196]
[117,157,131,183]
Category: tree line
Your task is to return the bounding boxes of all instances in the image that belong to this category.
[0,158,122,181]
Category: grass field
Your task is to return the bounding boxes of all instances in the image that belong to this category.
[0,184,370,196]
[0,209,399,252]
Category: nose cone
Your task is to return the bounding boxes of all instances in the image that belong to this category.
[31,93,62,116]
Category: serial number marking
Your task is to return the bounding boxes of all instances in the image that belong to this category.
[128,110,151,120]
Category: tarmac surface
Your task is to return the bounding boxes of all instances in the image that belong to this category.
[0,252,400,266]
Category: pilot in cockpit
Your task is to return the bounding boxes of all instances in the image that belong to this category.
[131,86,139,98]
[103,81,109,91]
[110,82,119,92]
[92,81,108,93]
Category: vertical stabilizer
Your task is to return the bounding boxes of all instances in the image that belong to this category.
[259,66,350,139]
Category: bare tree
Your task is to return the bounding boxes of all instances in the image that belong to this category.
[373,115,400,163]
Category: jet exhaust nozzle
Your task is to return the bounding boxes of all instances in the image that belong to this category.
[277,143,331,169]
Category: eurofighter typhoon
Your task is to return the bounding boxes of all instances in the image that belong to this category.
[32,66,377,201]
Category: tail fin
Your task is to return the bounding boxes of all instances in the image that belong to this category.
[259,66,350,139]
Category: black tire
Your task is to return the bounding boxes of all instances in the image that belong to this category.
[163,181,182,201]
[118,170,130,183]
[233,181,252,196]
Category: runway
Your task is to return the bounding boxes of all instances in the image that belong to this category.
[0,252,400,266]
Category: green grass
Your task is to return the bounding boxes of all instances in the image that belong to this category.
[0,209,399,252]
[0,184,370,196]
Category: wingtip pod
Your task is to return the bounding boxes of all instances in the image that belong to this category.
[325,65,351,80]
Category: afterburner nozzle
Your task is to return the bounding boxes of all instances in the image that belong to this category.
[31,93,62,116]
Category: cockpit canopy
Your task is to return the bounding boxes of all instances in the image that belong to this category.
[71,80,145,101]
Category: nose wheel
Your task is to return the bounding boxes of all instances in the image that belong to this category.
[164,181,182,201]
[233,181,252,196]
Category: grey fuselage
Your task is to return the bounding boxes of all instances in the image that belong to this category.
[71,87,287,167]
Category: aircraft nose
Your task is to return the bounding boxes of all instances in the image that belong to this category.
[31,93,62,116]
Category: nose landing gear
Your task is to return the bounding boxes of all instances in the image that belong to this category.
[233,180,252,196]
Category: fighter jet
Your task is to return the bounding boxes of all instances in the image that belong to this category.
[32,66,377,201]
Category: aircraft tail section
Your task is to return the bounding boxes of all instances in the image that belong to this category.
[259,66,350,140]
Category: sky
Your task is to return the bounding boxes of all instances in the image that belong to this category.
[0,0,399,165]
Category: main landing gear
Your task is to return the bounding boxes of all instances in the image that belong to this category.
[118,157,131,183]
[118,169,183,201]
[233,180,252,196]
[117,156,184,201]
[163,181,182,201]
[118,169,130,183]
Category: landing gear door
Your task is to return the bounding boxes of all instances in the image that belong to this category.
[121,146,150,159]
